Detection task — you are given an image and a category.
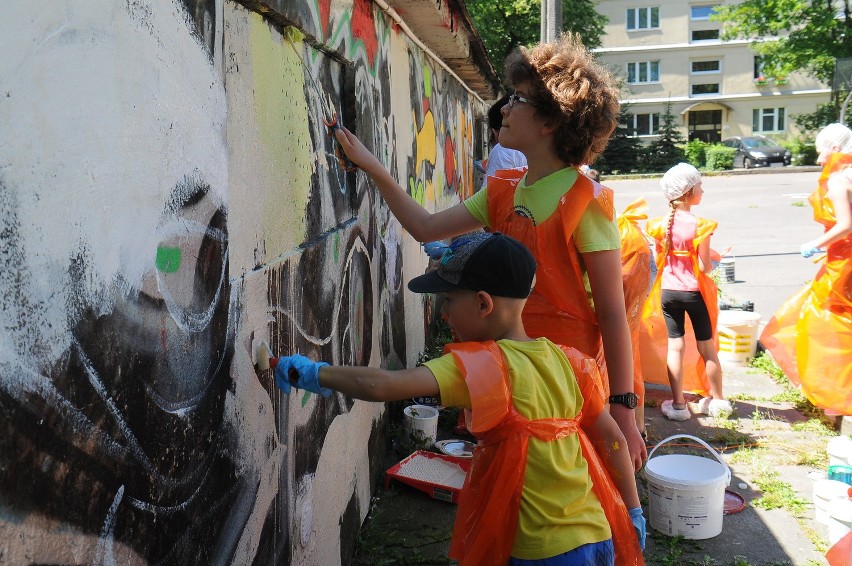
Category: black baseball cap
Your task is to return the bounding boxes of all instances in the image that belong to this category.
[407,232,536,298]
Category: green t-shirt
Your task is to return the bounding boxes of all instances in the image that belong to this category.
[464,167,619,253]
[423,338,611,559]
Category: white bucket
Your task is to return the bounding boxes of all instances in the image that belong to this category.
[403,405,439,446]
[717,311,761,365]
[828,436,852,467]
[828,498,852,546]
[813,479,852,524]
[645,434,731,539]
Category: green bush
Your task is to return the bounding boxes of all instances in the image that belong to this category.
[685,139,709,168]
[705,145,735,170]
[784,138,817,165]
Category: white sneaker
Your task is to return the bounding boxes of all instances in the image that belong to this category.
[708,399,733,418]
[693,397,712,415]
[661,400,691,421]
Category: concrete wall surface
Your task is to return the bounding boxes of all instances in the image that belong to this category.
[0,1,493,564]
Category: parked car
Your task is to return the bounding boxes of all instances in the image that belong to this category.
[722,136,792,169]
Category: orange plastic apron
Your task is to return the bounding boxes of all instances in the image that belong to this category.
[618,198,652,401]
[760,153,852,413]
[486,170,615,392]
[640,215,719,395]
[445,342,644,566]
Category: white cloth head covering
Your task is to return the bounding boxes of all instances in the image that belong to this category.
[660,162,702,202]
[815,123,852,154]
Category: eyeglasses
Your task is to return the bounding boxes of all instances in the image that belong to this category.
[507,93,535,108]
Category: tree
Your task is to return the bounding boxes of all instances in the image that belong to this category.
[713,0,852,128]
[596,106,643,174]
[466,0,607,81]
[644,101,686,172]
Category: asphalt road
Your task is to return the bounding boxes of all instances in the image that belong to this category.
[607,169,824,331]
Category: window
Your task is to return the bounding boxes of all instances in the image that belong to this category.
[627,61,661,83]
[690,5,718,20]
[753,108,786,132]
[692,83,720,95]
[754,56,765,79]
[691,29,720,41]
[691,60,721,74]
[626,7,660,30]
[626,113,661,136]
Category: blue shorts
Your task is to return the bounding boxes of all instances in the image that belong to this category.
[510,539,614,566]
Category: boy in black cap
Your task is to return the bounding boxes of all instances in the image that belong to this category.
[270,232,645,565]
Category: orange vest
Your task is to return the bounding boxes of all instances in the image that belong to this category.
[760,153,852,413]
[445,342,644,566]
[485,170,615,391]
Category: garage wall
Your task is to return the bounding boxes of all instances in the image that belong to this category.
[0,0,491,564]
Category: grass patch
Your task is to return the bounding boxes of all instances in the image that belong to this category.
[747,353,834,428]
[750,466,809,515]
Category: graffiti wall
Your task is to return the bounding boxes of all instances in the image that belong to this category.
[0,0,493,564]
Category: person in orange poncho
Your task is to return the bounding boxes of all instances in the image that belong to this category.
[269,233,645,565]
[617,198,653,438]
[761,123,852,415]
[334,33,647,469]
[644,163,731,421]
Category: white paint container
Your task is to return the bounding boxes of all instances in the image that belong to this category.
[719,257,736,282]
[828,497,852,546]
[403,405,439,446]
[828,435,852,467]
[717,311,762,365]
[813,479,852,524]
[645,434,731,540]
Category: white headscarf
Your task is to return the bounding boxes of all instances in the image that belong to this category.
[815,123,852,154]
[660,162,702,202]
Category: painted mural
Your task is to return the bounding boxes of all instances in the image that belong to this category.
[0,0,488,564]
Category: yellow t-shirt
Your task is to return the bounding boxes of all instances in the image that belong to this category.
[422,338,611,560]
[464,167,620,253]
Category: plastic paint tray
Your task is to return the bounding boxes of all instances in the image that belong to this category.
[384,450,471,503]
[724,489,747,515]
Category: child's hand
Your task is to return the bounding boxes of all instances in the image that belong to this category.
[628,507,646,550]
[800,241,822,258]
[422,241,450,260]
[274,354,332,397]
[334,127,378,171]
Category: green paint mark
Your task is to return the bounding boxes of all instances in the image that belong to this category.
[409,177,425,206]
[301,390,312,407]
[334,232,341,263]
[423,64,432,97]
[156,247,182,273]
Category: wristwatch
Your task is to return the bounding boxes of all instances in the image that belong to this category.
[608,392,639,409]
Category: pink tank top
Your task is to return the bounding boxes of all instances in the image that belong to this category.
[662,210,700,291]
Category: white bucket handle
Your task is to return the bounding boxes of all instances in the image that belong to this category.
[647,434,731,485]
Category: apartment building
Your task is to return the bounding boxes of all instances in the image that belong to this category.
[593,1,831,143]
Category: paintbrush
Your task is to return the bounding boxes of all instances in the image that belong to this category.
[255,342,301,387]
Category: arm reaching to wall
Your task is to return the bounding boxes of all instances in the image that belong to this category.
[273,353,440,402]
[333,127,482,242]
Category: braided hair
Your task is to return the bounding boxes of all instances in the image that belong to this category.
[663,191,692,257]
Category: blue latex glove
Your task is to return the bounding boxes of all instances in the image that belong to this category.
[628,507,646,550]
[422,241,450,260]
[273,354,332,397]
[800,242,822,258]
